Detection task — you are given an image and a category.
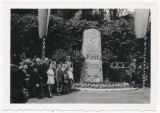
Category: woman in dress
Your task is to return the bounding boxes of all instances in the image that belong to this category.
[65,56,73,68]
[47,65,55,98]
[125,59,137,84]
[65,56,74,92]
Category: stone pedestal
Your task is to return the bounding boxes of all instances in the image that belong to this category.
[80,29,103,82]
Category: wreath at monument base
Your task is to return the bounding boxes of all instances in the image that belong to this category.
[73,82,131,89]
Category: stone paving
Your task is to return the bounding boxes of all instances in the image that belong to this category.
[27,88,150,103]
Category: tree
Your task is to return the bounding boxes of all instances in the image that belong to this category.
[11,9,151,62]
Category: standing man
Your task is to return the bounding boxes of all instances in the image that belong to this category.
[30,66,44,99]
[73,58,80,82]
[43,58,50,76]
[43,58,50,96]
[11,55,26,103]
[35,58,48,97]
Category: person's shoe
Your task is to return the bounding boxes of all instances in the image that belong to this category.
[30,95,36,98]
[58,93,61,96]
[48,95,52,98]
[37,97,42,99]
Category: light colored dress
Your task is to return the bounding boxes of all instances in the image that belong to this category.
[62,65,66,72]
[47,69,55,84]
[68,67,73,80]
[65,61,72,67]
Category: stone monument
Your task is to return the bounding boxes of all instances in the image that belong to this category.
[80,29,103,82]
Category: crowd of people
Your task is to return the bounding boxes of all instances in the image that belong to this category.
[11,53,75,103]
[10,52,150,103]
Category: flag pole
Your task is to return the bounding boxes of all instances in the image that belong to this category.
[143,37,147,87]
[38,9,50,59]
[134,9,149,88]
[42,37,45,58]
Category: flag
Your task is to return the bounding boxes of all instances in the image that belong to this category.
[38,9,50,39]
[134,9,150,39]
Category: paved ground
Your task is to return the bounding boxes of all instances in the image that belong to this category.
[27,88,150,103]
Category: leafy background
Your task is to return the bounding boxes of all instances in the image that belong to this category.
[11,9,151,63]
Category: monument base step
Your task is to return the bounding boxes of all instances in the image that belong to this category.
[73,87,138,92]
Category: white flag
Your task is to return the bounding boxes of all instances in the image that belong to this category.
[38,9,50,39]
[134,9,149,39]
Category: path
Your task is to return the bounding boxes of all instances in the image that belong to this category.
[27,88,150,103]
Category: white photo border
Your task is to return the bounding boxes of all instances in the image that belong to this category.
[3,2,158,110]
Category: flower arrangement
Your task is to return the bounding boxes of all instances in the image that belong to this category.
[73,82,130,89]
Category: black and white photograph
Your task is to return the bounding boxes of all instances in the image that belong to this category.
[3,2,158,111]
[10,8,151,103]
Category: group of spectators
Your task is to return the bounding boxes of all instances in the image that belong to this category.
[11,53,75,103]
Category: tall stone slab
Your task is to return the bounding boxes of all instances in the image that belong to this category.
[80,29,103,82]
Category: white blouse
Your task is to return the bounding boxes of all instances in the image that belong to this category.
[47,69,54,76]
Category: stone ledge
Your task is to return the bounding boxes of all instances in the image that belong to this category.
[74,87,138,92]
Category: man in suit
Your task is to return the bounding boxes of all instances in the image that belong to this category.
[43,58,50,96]
[43,58,50,75]
[30,66,44,99]
[35,58,48,97]
[11,55,27,103]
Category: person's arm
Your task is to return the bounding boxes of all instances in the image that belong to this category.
[62,71,64,81]
[129,64,132,70]
[70,67,73,72]
[47,69,49,75]
[71,61,74,70]
[129,64,135,73]
[47,70,50,78]
[55,69,59,82]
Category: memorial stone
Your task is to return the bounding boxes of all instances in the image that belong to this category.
[80,29,103,82]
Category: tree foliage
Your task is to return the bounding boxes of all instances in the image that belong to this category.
[11,9,151,62]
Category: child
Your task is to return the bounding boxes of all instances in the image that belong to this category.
[62,63,68,72]
[55,64,64,96]
[67,66,74,92]
[63,68,69,93]
[47,65,55,98]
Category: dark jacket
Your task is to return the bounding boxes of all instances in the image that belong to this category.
[43,63,50,74]
[34,62,47,83]
[31,71,42,87]
[56,69,64,82]
[11,65,26,103]
[11,66,27,88]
